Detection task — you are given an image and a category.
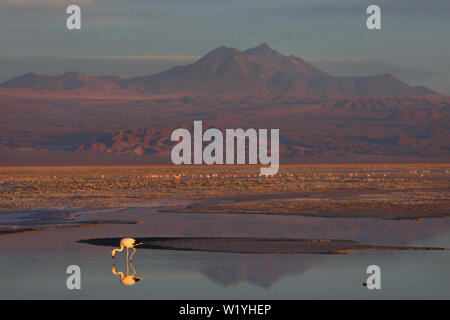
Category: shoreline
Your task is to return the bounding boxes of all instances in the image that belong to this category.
[1,164,448,235]
[79,237,450,255]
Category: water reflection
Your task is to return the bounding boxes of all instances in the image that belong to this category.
[1,206,450,297]
[111,262,143,286]
[198,254,323,288]
[0,210,449,298]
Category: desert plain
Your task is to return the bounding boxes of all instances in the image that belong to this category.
[1,163,448,226]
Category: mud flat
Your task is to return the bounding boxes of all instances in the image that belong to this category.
[0,208,141,235]
[173,190,450,220]
[0,164,448,220]
[79,237,449,255]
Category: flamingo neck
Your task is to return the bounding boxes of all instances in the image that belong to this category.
[112,269,125,280]
[112,245,125,256]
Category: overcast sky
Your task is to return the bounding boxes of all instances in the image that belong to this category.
[0,0,449,93]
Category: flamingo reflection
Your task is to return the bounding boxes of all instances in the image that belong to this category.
[112,262,143,286]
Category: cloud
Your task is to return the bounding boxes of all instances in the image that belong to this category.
[0,0,94,9]
[228,0,450,20]
[70,55,199,62]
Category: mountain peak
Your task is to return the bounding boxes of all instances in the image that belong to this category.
[194,46,244,67]
[245,43,279,56]
[23,72,38,77]
[204,46,241,57]
[253,43,273,51]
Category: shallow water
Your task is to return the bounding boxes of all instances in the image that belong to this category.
[0,206,449,299]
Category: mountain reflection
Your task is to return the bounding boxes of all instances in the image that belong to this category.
[79,214,450,288]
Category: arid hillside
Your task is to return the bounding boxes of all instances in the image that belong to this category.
[0,91,448,163]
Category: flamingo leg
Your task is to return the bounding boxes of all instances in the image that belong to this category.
[129,261,137,276]
[126,249,129,275]
[130,247,137,262]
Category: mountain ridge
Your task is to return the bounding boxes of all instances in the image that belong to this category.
[0,44,439,97]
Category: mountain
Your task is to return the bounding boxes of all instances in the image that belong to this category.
[1,44,438,96]
[120,43,329,95]
[71,95,450,159]
[1,71,121,91]
[120,43,437,96]
[0,89,449,163]
[75,128,175,156]
[1,44,447,163]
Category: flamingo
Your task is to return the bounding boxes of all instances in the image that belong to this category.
[112,264,142,286]
[111,238,143,262]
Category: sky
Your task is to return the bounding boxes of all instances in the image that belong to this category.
[0,0,449,94]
